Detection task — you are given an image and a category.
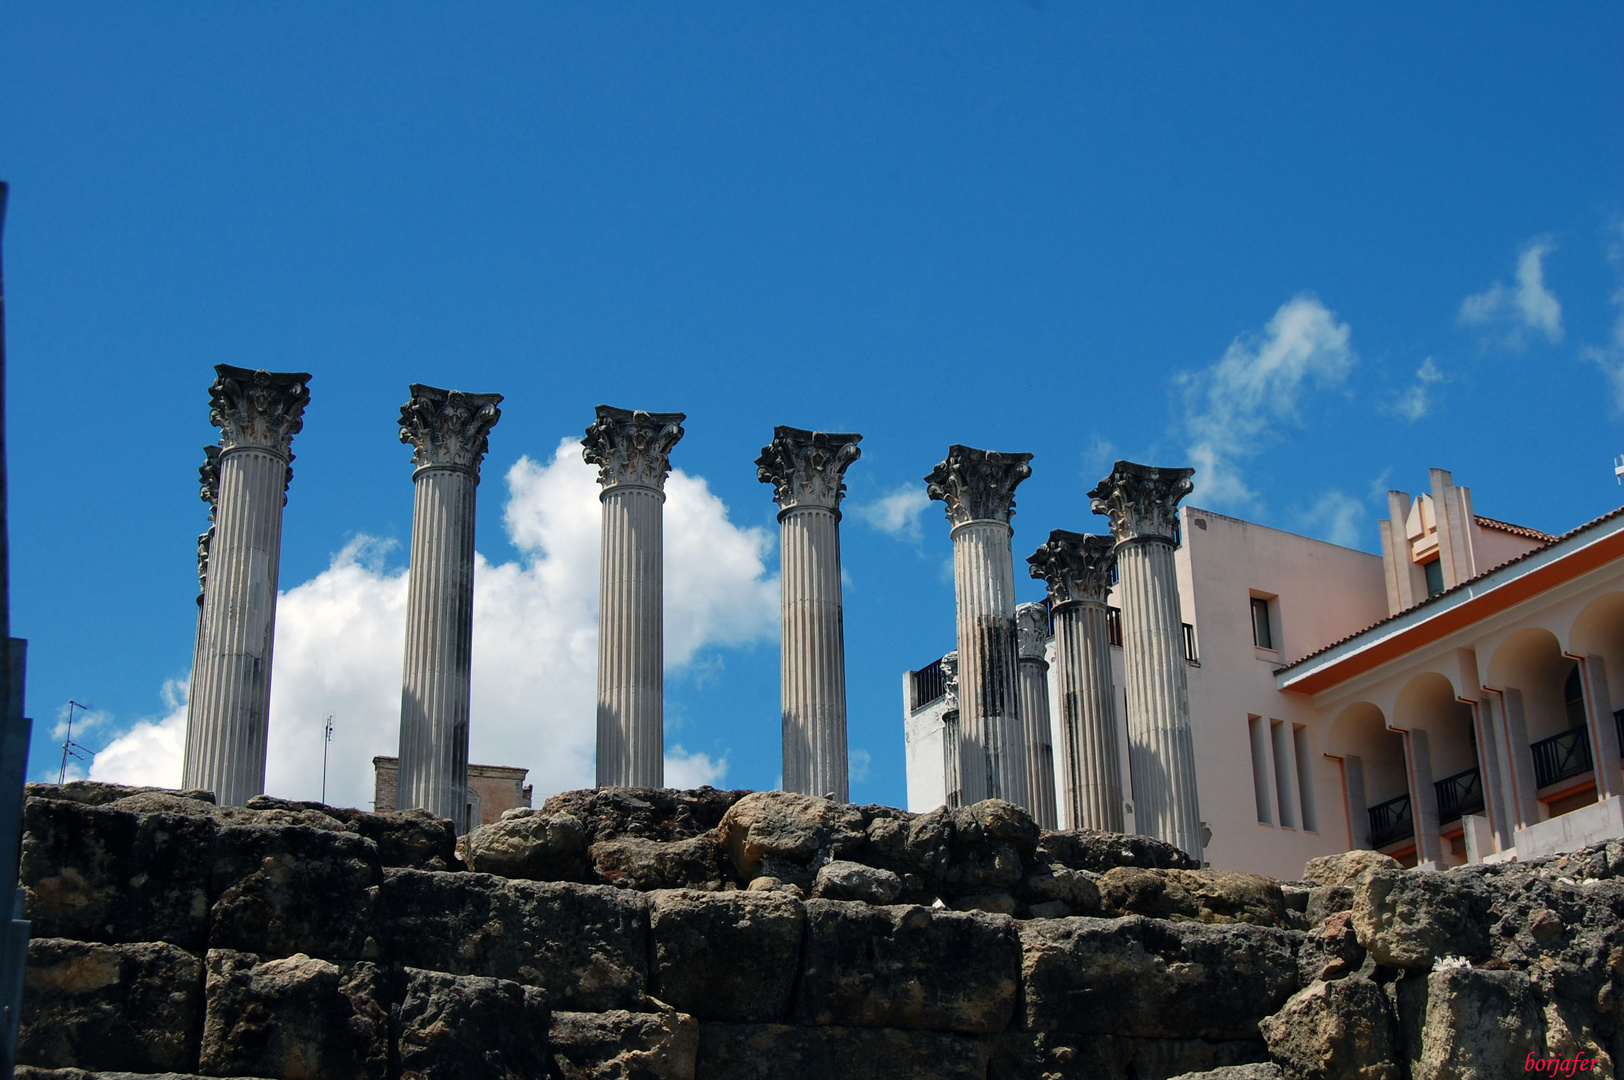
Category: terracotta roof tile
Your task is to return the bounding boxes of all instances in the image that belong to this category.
[1474,514,1557,542]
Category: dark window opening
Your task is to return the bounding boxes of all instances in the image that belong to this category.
[1565,665,1588,730]
[1423,558,1445,598]
[1250,597,1273,650]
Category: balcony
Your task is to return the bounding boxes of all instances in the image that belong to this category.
[1367,793,1414,849]
[910,659,946,710]
[1531,726,1592,789]
[1433,766,1484,825]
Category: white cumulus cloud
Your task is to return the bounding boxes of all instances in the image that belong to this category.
[89,438,776,809]
[1581,221,1624,411]
[1180,294,1356,508]
[1384,358,1447,423]
[1299,490,1366,548]
[1459,237,1564,346]
[852,484,931,541]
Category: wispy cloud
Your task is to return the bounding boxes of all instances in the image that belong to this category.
[1384,358,1447,423]
[1299,489,1366,548]
[89,439,774,807]
[1581,221,1624,412]
[852,484,931,541]
[1081,433,1116,482]
[1459,237,1564,346]
[849,748,872,784]
[1179,294,1356,508]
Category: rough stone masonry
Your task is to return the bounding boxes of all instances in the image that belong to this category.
[13,781,1624,1079]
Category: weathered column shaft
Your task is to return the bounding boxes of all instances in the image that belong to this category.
[1029,530,1123,832]
[395,384,501,832]
[1053,600,1123,831]
[1091,460,1203,859]
[1016,603,1057,830]
[596,485,666,786]
[584,405,685,789]
[183,365,309,807]
[758,427,862,802]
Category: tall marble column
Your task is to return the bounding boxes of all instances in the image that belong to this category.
[1028,530,1123,832]
[583,405,685,788]
[756,426,862,801]
[183,365,310,806]
[940,650,961,807]
[395,385,503,832]
[926,444,1034,807]
[1089,461,1202,858]
[1015,602,1058,829]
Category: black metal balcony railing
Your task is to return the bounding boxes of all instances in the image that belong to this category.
[1531,726,1592,789]
[911,659,946,710]
[1434,766,1484,825]
[1367,793,1414,849]
[1106,607,1123,647]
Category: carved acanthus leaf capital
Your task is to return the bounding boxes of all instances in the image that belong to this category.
[398,384,504,476]
[940,650,959,712]
[1015,602,1051,660]
[1027,529,1117,608]
[581,405,686,492]
[209,364,311,458]
[199,445,221,510]
[756,426,862,513]
[924,444,1034,528]
[1088,460,1194,544]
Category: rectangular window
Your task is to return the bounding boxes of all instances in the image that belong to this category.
[1250,597,1273,649]
[1248,715,1273,824]
[1423,558,1445,597]
[1271,720,1297,829]
[1293,724,1317,832]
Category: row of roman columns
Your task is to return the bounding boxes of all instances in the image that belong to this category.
[179,366,1202,857]
[929,448,1204,859]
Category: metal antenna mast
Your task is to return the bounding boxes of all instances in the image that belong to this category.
[57,701,91,784]
[320,715,334,805]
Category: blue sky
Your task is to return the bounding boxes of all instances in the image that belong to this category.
[2,4,1621,809]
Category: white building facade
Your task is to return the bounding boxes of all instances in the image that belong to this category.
[904,468,1624,878]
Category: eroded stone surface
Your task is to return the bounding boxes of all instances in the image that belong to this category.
[592,834,722,891]
[988,1033,1271,1080]
[1040,829,1199,874]
[1258,976,1400,1080]
[19,938,204,1074]
[716,791,867,884]
[1302,850,1402,888]
[696,1023,991,1080]
[648,890,804,1023]
[1351,871,1491,971]
[1097,868,1290,927]
[210,823,383,962]
[464,812,589,882]
[396,967,550,1080]
[552,1009,699,1080]
[811,860,901,904]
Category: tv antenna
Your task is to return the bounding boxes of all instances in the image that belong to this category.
[320,715,334,805]
[58,701,92,784]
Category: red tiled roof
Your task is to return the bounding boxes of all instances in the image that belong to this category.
[1474,514,1557,543]
[1276,504,1624,679]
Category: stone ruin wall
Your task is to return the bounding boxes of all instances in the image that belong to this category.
[13,781,1624,1080]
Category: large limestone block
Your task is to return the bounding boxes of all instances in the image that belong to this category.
[396,968,551,1080]
[351,808,459,871]
[794,900,1020,1035]
[1039,829,1199,873]
[694,1023,992,1080]
[21,796,215,951]
[1296,911,1365,984]
[18,938,204,1073]
[209,824,383,962]
[379,868,650,1011]
[463,812,589,882]
[1302,850,1402,888]
[542,787,748,845]
[1257,976,1400,1080]
[23,781,217,807]
[648,890,803,1022]
[551,1009,699,1080]
[1097,868,1290,928]
[811,860,902,904]
[199,950,389,1080]
[1351,871,1491,971]
[1019,916,1300,1040]
[16,1070,272,1080]
[1167,1066,1284,1080]
[1395,964,1551,1080]
[716,791,866,883]
[988,1033,1272,1080]
[591,834,723,891]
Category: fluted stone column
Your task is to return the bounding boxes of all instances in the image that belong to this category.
[1089,461,1203,858]
[583,405,685,788]
[395,385,502,833]
[1015,602,1057,829]
[757,426,862,801]
[940,650,961,807]
[926,444,1034,807]
[183,366,310,806]
[1028,530,1123,832]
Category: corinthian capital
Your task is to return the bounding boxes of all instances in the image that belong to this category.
[398,384,504,476]
[209,365,311,457]
[581,405,686,493]
[756,426,862,514]
[1088,460,1193,544]
[924,445,1033,528]
[940,650,959,711]
[1015,602,1051,660]
[199,445,221,510]
[1027,529,1117,608]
